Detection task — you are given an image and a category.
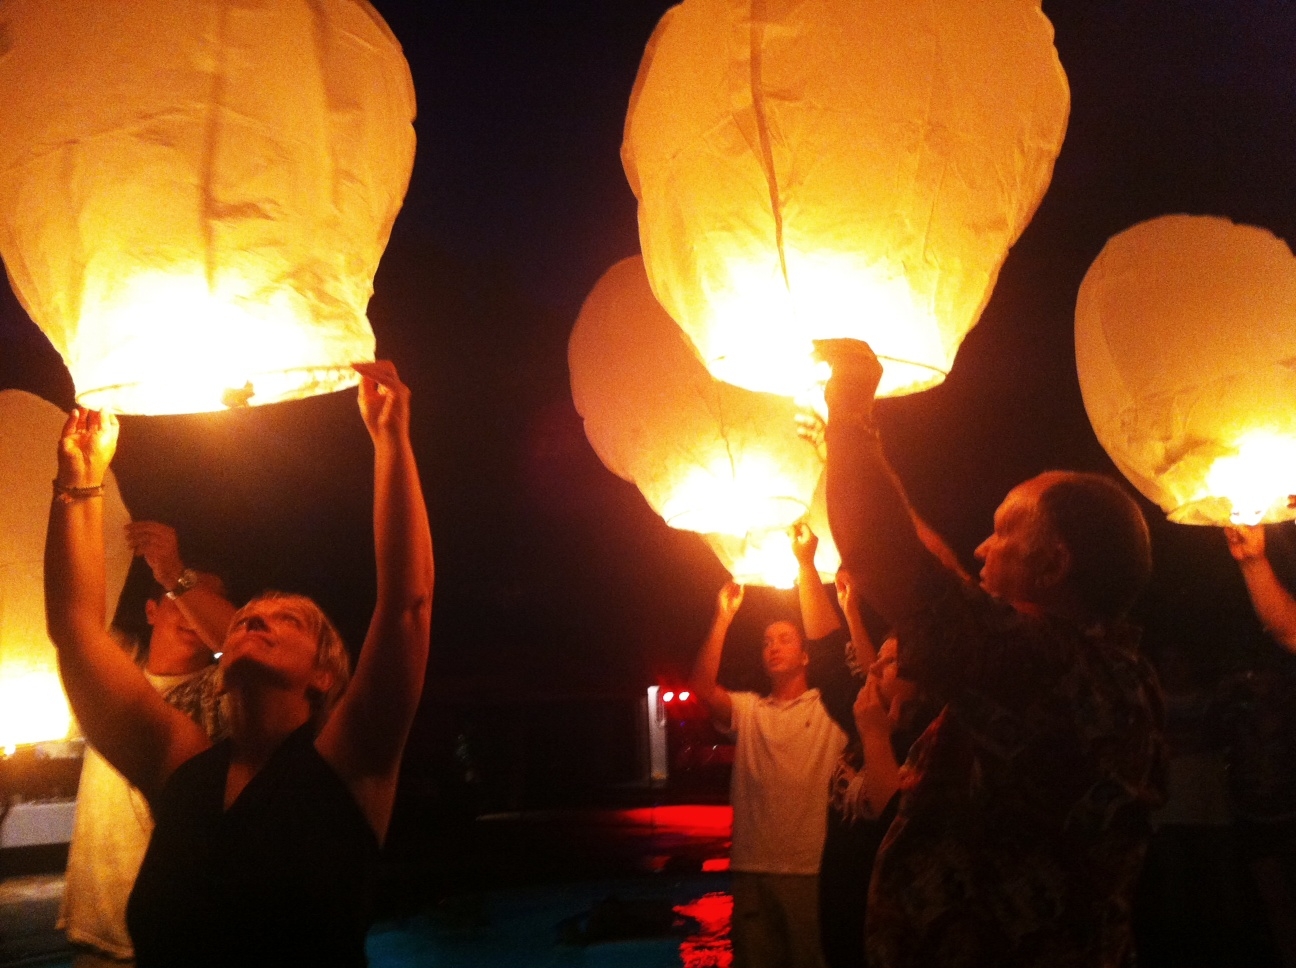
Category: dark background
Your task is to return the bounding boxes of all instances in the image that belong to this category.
[3,0,1296,810]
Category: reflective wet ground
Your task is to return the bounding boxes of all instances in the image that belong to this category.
[2,805,736,967]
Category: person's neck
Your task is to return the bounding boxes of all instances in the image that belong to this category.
[145,638,212,676]
[224,687,312,766]
[769,672,809,702]
[1014,586,1095,627]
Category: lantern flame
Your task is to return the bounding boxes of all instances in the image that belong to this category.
[704,528,804,589]
[662,455,810,537]
[1204,431,1296,525]
[700,255,946,400]
[0,670,72,753]
[72,268,363,414]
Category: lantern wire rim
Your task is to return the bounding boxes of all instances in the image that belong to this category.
[75,364,369,416]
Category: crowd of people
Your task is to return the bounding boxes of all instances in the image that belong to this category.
[41,342,1296,968]
[685,339,1296,968]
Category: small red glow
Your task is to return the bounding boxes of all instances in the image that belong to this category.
[612,805,734,838]
[701,857,730,872]
[679,690,691,701]
[663,691,676,702]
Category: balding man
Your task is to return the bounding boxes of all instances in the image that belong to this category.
[815,340,1166,968]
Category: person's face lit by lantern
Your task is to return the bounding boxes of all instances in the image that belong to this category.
[221,600,333,701]
[762,620,808,679]
[866,637,917,726]
[974,477,1059,609]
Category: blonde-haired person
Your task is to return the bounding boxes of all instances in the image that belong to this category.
[45,361,432,968]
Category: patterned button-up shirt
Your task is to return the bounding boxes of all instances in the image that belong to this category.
[867,575,1166,968]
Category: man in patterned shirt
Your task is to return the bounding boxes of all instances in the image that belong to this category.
[814,340,1166,968]
[59,522,235,967]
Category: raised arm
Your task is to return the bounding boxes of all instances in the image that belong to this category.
[793,522,841,640]
[852,675,902,820]
[318,361,434,843]
[126,520,236,651]
[689,582,743,731]
[1227,525,1296,654]
[45,410,207,800]
[836,569,877,671]
[815,339,940,627]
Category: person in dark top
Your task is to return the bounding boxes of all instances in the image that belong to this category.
[812,339,1165,968]
[45,361,432,968]
[793,525,942,968]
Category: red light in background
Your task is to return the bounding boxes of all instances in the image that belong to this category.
[663,691,675,703]
[679,690,690,701]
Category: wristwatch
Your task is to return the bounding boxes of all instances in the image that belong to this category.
[165,568,198,601]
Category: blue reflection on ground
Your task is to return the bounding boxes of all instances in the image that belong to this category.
[368,874,731,967]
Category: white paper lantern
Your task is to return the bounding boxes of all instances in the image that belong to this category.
[624,0,1069,401]
[0,0,416,415]
[569,256,826,586]
[1076,215,1296,525]
[0,392,132,750]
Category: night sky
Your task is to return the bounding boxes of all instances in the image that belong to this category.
[3,0,1296,768]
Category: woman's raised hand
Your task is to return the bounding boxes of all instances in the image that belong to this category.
[354,361,411,444]
[57,408,119,489]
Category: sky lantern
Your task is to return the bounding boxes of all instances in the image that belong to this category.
[623,0,1070,402]
[1076,215,1296,526]
[569,256,828,587]
[702,478,840,589]
[0,0,416,415]
[0,392,132,752]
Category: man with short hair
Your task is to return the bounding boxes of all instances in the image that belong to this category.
[815,339,1166,968]
[59,522,235,967]
[690,581,846,968]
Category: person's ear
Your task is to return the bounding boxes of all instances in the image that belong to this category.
[308,665,334,701]
[1036,541,1071,591]
[145,598,159,626]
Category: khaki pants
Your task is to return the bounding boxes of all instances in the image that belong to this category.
[731,871,826,968]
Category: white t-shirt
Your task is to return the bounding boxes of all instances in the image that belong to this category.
[59,667,222,958]
[726,688,847,875]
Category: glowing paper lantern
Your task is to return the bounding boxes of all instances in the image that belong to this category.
[569,256,825,586]
[0,0,416,415]
[1076,215,1296,526]
[623,0,1070,401]
[0,392,132,751]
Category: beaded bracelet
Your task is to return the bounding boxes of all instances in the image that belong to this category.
[53,479,105,503]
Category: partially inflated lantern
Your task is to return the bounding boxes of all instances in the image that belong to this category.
[0,0,415,415]
[569,256,826,587]
[623,0,1069,401]
[1076,215,1296,526]
[0,392,132,751]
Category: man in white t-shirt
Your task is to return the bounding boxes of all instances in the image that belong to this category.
[690,581,847,968]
